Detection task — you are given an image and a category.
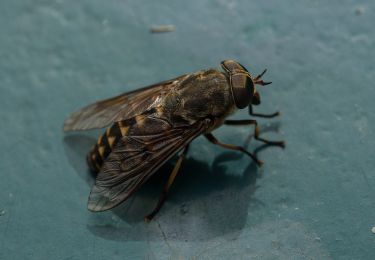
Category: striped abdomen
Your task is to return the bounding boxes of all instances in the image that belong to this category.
[87,121,129,173]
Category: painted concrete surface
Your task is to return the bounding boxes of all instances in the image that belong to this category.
[1,0,375,259]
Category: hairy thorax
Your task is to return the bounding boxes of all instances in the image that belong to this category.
[163,69,237,129]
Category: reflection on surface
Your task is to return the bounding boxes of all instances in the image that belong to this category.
[63,122,282,242]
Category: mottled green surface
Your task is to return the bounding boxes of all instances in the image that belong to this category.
[1,0,375,259]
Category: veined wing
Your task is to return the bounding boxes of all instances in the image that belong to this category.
[87,110,212,212]
[63,74,190,131]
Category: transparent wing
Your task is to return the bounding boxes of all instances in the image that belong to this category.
[87,112,211,212]
[63,74,190,131]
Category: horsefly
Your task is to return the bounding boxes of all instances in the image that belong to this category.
[64,60,284,221]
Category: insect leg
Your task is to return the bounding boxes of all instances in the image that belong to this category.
[224,119,285,147]
[249,105,280,118]
[144,144,190,222]
[204,133,263,166]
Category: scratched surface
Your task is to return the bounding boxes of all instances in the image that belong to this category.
[1,0,375,259]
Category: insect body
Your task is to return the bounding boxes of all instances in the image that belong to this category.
[64,60,284,221]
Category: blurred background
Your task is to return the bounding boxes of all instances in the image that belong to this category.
[1,0,374,259]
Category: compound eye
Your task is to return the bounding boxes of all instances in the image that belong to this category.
[231,73,251,109]
[221,60,248,73]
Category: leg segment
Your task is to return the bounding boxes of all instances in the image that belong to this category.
[204,133,263,166]
[249,105,280,118]
[224,119,285,147]
[144,145,190,222]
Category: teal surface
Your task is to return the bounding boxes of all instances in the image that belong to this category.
[1,0,375,259]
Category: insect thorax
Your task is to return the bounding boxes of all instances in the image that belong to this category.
[168,69,236,122]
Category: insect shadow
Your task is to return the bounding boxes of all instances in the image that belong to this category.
[63,122,281,242]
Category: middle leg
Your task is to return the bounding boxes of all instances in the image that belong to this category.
[144,144,190,222]
[204,133,263,166]
[224,119,285,147]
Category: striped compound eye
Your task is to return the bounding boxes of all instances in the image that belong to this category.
[229,72,254,109]
[220,59,248,73]
[220,60,255,109]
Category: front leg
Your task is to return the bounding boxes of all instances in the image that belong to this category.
[224,119,285,148]
[249,105,280,118]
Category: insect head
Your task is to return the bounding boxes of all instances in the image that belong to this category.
[221,60,271,109]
